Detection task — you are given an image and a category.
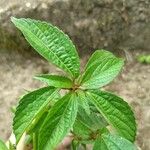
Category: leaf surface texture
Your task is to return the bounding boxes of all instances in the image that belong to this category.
[87,90,136,142]
[38,93,78,150]
[13,87,58,142]
[81,50,124,89]
[11,17,80,78]
[93,133,137,150]
[34,74,73,88]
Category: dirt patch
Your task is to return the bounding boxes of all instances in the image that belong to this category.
[0,49,150,150]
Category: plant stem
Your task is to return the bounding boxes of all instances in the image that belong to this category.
[33,133,37,150]
[71,140,79,150]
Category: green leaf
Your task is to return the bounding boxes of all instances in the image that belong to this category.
[38,92,78,150]
[11,17,80,78]
[84,50,115,71]
[81,50,124,89]
[93,133,137,150]
[13,87,59,143]
[28,111,48,134]
[73,107,107,143]
[77,90,90,115]
[87,90,136,142]
[0,139,8,150]
[8,141,15,150]
[71,140,80,150]
[34,74,73,88]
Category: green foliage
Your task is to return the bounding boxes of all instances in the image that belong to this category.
[137,55,150,64]
[8,141,15,150]
[77,90,91,115]
[73,107,107,143]
[93,133,137,150]
[87,90,136,142]
[11,17,137,150]
[0,139,8,150]
[80,50,124,89]
[39,93,78,150]
[11,17,80,78]
[34,74,73,88]
[13,87,59,143]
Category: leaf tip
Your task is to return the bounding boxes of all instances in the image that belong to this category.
[11,16,17,23]
[33,76,39,80]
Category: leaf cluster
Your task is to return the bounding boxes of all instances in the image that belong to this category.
[0,17,137,150]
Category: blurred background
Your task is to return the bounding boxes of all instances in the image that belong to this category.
[0,0,150,149]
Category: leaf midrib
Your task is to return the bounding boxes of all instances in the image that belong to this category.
[100,94,136,131]
[14,89,59,143]
[83,58,121,84]
[17,20,75,78]
[88,92,135,140]
[93,94,135,134]
[44,94,75,149]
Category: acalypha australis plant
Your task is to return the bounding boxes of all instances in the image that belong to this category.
[0,17,137,150]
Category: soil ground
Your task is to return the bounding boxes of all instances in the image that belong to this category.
[0,49,150,150]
